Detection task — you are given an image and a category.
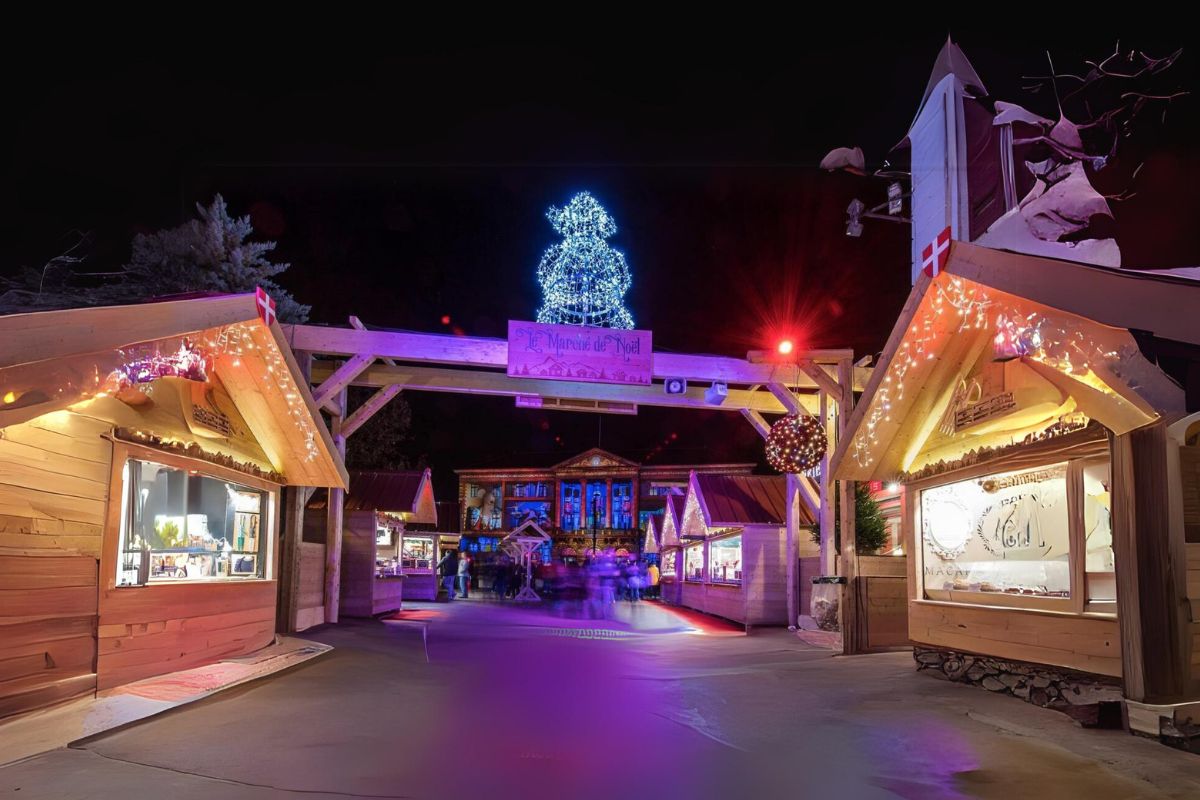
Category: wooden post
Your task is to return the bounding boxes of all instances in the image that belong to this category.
[324,387,348,624]
[819,390,835,576]
[785,472,800,630]
[276,350,311,634]
[836,357,862,654]
[1111,422,1190,702]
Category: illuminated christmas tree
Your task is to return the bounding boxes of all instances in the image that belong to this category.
[535,192,634,329]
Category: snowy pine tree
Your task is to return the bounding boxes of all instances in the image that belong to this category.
[1,195,309,321]
[535,192,634,329]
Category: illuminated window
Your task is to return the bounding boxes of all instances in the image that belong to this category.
[708,535,742,584]
[402,536,434,571]
[661,550,678,578]
[921,464,1070,600]
[1083,461,1115,604]
[118,459,268,586]
[684,543,705,582]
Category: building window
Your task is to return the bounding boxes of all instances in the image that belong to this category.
[118,458,269,586]
[920,463,1070,601]
[661,549,678,578]
[612,481,633,529]
[684,543,705,582]
[1082,460,1115,605]
[709,535,742,584]
[561,481,582,531]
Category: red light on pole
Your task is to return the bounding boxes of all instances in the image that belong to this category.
[777,339,794,356]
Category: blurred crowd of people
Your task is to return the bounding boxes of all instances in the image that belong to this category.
[437,551,661,617]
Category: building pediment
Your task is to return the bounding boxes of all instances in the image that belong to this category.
[553,447,639,472]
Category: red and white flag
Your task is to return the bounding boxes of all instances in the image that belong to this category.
[921,226,952,278]
[255,286,276,327]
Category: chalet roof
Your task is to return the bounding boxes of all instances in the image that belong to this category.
[692,473,813,528]
[915,37,987,121]
[664,493,685,529]
[829,241,1192,482]
[309,468,437,523]
[0,293,347,489]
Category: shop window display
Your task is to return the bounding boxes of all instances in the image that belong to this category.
[709,535,742,584]
[402,536,434,572]
[661,550,678,578]
[921,464,1070,600]
[684,543,704,582]
[119,458,267,585]
[1083,461,1115,604]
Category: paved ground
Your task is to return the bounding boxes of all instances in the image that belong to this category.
[4,599,1200,799]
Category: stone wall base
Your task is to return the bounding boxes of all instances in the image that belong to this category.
[914,646,1124,727]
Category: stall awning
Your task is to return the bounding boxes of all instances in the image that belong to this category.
[683,472,813,536]
[830,241,1192,482]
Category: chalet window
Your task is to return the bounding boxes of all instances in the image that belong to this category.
[401,536,434,572]
[919,460,1115,613]
[684,543,704,582]
[660,549,677,578]
[118,459,268,586]
[708,535,742,585]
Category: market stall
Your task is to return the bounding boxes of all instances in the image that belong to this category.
[676,472,816,627]
[308,469,438,614]
[0,293,347,718]
[657,493,684,606]
[830,241,1200,726]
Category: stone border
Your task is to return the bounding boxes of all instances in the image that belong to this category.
[914,645,1124,727]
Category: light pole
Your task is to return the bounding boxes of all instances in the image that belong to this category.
[591,493,601,559]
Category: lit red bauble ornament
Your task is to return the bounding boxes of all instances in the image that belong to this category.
[765,413,826,474]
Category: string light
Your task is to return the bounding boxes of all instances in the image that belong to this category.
[765,413,827,474]
[535,192,634,329]
[852,275,1127,470]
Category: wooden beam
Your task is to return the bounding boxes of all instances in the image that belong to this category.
[277,350,311,635]
[786,473,800,631]
[312,352,376,412]
[310,362,817,415]
[819,391,836,576]
[1111,422,1191,702]
[766,383,803,416]
[342,385,403,439]
[837,357,862,655]
[286,323,866,390]
[740,409,772,439]
[324,389,347,626]
[797,360,841,399]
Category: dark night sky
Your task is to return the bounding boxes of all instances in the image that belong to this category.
[6,30,1198,498]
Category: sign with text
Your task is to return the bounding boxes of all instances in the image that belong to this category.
[507,320,653,386]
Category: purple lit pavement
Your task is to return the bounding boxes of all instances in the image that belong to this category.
[4,599,1200,799]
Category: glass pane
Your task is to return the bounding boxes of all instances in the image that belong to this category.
[921,464,1070,599]
[684,544,704,582]
[402,536,434,571]
[119,458,266,585]
[586,483,608,529]
[661,550,677,577]
[709,536,742,584]
[1083,461,1116,603]
[612,481,633,529]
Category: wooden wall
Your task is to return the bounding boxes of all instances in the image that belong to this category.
[295,542,326,631]
[96,581,277,690]
[742,525,789,626]
[0,413,110,718]
[0,555,98,719]
[908,601,1121,677]
[1182,446,1200,544]
[1187,543,1200,690]
[857,556,909,650]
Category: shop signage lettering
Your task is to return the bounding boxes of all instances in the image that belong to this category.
[954,391,1016,431]
[507,320,653,386]
[193,405,233,437]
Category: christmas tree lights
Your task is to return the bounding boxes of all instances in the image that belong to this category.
[535,192,634,329]
[765,413,827,474]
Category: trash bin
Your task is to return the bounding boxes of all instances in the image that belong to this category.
[811,576,846,632]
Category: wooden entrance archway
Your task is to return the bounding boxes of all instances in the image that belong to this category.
[280,317,869,651]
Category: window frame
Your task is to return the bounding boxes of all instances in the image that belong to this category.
[107,440,280,589]
[707,531,743,586]
[913,455,1115,617]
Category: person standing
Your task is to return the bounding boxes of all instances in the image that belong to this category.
[456,551,471,599]
[437,549,459,600]
[647,561,660,599]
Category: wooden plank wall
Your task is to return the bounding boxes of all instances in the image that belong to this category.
[909,601,1121,677]
[296,542,326,632]
[0,413,110,717]
[856,555,909,650]
[0,555,98,719]
[1187,543,1200,688]
[339,511,377,618]
[96,581,277,690]
[742,525,789,626]
[1182,446,1200,544]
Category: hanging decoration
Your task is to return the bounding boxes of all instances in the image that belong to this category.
[535,192,634,329]
[110,339,209,391]
[765,413,827,474]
